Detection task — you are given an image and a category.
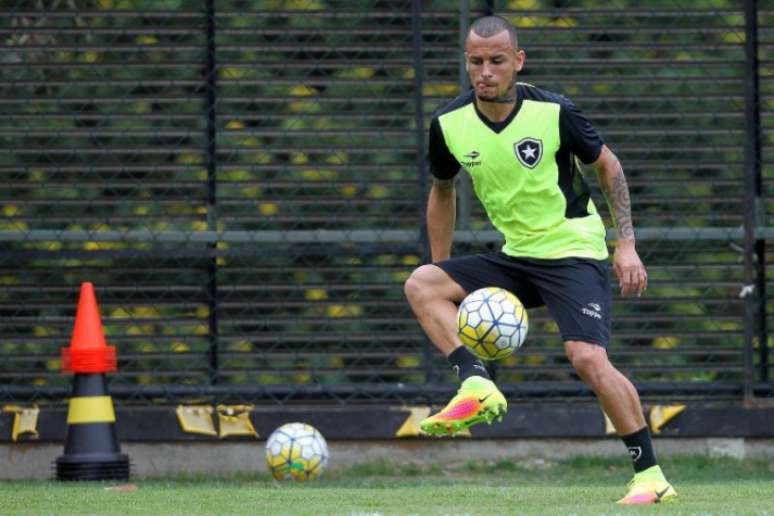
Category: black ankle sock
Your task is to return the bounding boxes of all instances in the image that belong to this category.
[622,426,658,473]
[447,347,489,381]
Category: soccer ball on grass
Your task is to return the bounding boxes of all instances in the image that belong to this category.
[265,422,329,481]
[457,286,528,361]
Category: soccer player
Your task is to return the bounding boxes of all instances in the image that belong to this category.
[403,15,676,505]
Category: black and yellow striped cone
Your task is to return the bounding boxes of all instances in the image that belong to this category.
[55,374,129,481]
[55,283,129,481]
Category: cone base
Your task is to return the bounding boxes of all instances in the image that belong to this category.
[55,455,130,481]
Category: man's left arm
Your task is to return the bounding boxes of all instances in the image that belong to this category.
[593,145,648,297]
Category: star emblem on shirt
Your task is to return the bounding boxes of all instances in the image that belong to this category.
[514,137,543,169]
[520,145,537,160]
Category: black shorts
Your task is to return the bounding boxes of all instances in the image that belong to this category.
[435,251,612,347]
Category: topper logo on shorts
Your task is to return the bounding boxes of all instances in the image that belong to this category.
[582,302,602,320]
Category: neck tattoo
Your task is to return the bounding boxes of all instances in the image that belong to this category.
[480,81,517,104]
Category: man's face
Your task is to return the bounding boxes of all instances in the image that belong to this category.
[465,30,525,102]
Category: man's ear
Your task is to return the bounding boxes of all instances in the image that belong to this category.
[514,49,526,72]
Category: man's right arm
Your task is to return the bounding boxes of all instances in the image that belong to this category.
[427,177,456,262]
[426,115,461,262]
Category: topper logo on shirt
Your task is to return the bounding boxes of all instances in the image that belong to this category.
[514,138,543,169]
[462,150,482,168]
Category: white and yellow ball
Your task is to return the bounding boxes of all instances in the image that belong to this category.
[265,422,328,481]
[457,287,528,361]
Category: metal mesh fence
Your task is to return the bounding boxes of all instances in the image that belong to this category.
[0,0,770,405]
[759,4,773,388]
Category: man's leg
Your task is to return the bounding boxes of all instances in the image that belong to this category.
[404,264,467,357]
[564,340,645,434]
[565,340,676,504]
[404,264,507,435]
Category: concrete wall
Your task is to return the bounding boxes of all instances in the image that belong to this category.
[2,438,774,480]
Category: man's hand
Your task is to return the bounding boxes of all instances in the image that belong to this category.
[613,240,647,297]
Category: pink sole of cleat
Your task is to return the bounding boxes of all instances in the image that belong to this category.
[619,493,658,505]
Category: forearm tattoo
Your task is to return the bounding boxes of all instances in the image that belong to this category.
[601,163,635,240]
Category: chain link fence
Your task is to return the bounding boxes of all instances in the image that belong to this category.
[1,0,770,405]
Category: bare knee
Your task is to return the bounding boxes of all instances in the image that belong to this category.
[404,264,464,306]
[565,341,609,385]
[404,264,438,305]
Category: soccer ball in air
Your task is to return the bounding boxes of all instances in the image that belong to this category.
[265,422,329,481]
[457,287,528,361]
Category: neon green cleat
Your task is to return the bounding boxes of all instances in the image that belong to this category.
[420,376,507,437]
[616,465,677,505]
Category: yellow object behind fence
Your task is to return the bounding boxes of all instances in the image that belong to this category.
[3,405,40,442]
[176,405,217,436]
[649,404,686,434]
[216,404,258,438]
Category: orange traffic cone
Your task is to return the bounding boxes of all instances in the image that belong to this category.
[55,282,130,481]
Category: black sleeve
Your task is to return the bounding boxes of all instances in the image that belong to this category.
[559,99,604,164]
[427,116,461,179]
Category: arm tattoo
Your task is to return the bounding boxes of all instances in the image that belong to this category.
[433,177,455,193]
[600,162,635,240]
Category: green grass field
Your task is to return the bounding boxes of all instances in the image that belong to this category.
[2,456,772,515]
